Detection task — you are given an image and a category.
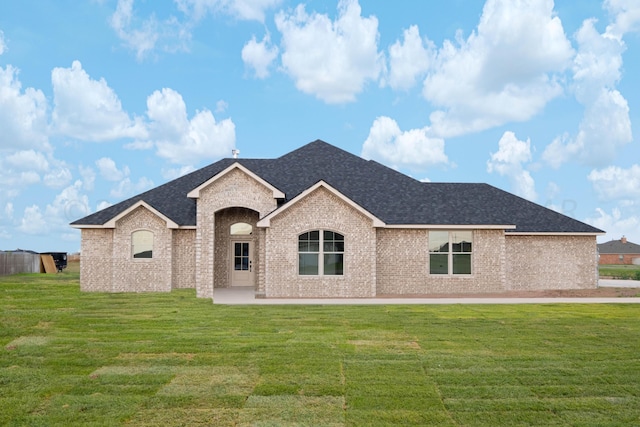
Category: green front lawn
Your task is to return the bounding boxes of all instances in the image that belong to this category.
[1,268,639,426]
[599,264,640,279]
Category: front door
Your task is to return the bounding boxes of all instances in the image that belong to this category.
[230,241,254,286]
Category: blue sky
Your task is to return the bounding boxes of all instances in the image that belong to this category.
[1,0,639,253]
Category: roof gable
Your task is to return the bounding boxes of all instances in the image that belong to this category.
[187,162,285,199]
[257,181,385,228]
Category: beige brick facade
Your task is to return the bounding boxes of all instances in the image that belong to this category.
[77,167,599,298]
[376,229,506,295]
[505,235,598,290]
[263,187,377,298]
[193,167,278,298]
[80,228,114,291]
[172,229,196,289]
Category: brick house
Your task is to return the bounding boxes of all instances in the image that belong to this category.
[71,140,603,299]
[598,237,640,265]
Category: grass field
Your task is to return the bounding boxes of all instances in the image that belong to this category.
[599,264,640,280]
[1,265,639,426]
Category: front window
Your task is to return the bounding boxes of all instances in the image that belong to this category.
[132,230,153,259]
[429,230,472,275]
[299,230,344,276]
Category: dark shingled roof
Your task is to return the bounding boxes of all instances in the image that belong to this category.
[71,140,603,234]
[598,239,640,254]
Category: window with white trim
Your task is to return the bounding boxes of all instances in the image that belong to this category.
[298,230,344,276]
[429,230,472,275]
[132,230,154,259]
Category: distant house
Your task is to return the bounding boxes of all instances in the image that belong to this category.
[71,140,604,299]
[598,237,640,265]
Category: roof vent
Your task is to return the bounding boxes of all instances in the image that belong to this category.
[232,149,240,159]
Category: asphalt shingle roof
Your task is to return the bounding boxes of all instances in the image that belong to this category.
[71,140,603,234]
[597,239,640,254]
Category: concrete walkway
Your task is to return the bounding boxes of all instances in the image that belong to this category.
[213,282,640,305]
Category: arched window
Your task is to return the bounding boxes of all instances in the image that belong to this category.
[230,222,253,235]
[132,230,154,259]
[298,230,344,276]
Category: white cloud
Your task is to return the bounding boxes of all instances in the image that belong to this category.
[241,33,278,79]
[361,116,448,170]
[275,0,383,104]
[143,88,236,165]
[110,176,154,199]
[5,202,13,220]
[78,165,96,191]
[175,0,282,22]
[585,207,639,243]
[18,205,48,235]
[6,150,49,172]
[604,0,640,39]
[95,157,130,182]
[0,30,6,55]
[44,167,73,189]
[110,0,190,61]
[386,25,434,91]
[0,65,49,151]
[162,165,196,180]
[487,131,537,201]
[542,18,632,168]
[215,99,228,113]
[587,164,640,201]
[423,0,573,138]
[51,61,147,141]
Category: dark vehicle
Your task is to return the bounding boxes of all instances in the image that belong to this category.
[41,252,68,272]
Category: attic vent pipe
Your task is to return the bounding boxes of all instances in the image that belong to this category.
[232,149,240,159]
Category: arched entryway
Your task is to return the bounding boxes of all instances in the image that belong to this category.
[214,207,260,288]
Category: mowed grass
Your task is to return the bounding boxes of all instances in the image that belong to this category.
[599,264,640,279]
[1,267,639,426]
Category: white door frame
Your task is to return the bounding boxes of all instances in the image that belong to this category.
[230,239,254,287]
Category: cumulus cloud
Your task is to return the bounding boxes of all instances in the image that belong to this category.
[242,33,279,79]
[0,65,49,151]
[175,0,282,22]
[487,131,537,201]
[110,176,154,199]
[5,150,49,172]
[604,0,640,39]
[275,0,383,104]
[585,207,639,242]
[587,164,640,201]
[423,0,573,138]
[386,25,434,91]
[95,157,130,182]
[18,205,48,235]
[542,17,632,168]
[361,116,448,170]
[110,0,190,61]
[137,88,235,165]
[51,61,147,142]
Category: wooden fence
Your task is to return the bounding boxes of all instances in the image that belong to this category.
[0,251,41,276]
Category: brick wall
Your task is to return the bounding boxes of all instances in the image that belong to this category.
[599,253,640,265]
[505,235,598,290]
[80,228,113,291]
[194,167,278,298]
[376,229,506,295]
[172,229,196,289]
[264,187,377,298]
[111,206,173,292]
